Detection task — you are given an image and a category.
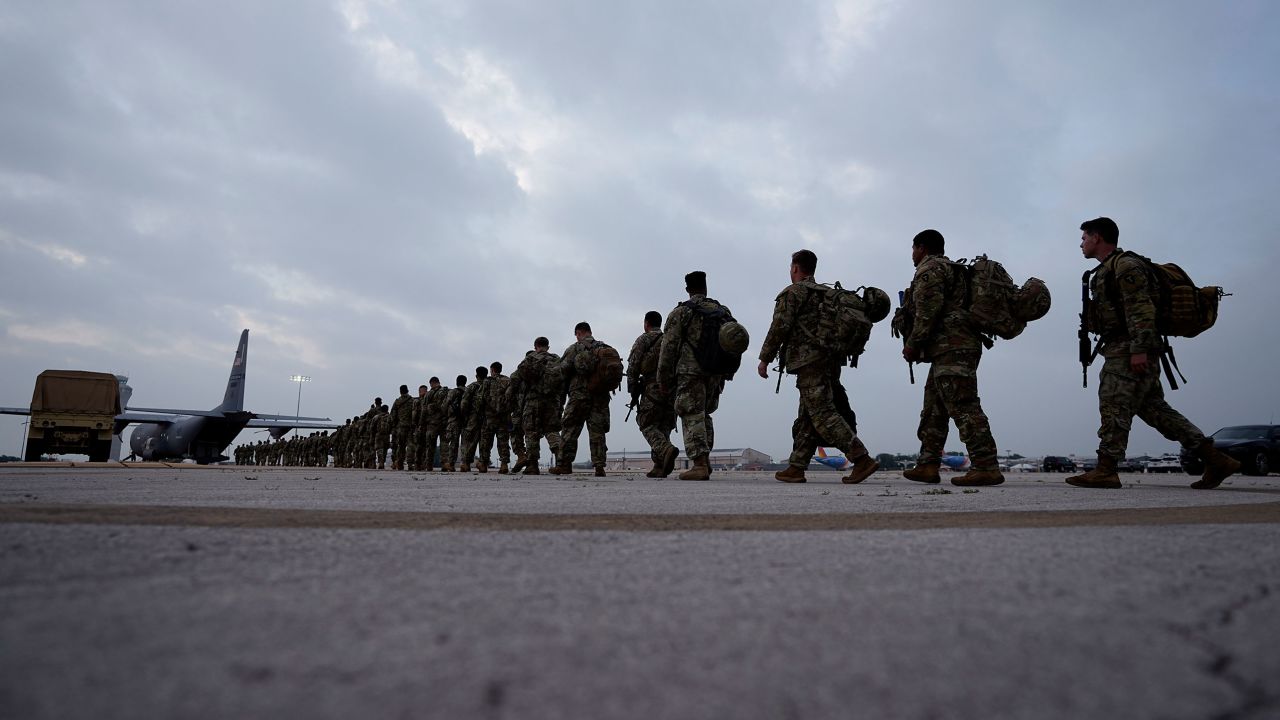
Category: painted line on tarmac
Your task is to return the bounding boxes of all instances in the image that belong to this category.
[1,501,1278,531]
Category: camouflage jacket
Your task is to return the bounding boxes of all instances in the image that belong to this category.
[487,374,512,417]
[660,295,732,384]
[375,412,391,444]
[1090,248,1159,358]
[758,278,828,374]
[389,393,414,429]
[626,329,663,395]
[424,386,449,425]
[446,387,465,422]
[561,335,598,396]
[511,350,561,402]
[906,254,981,359]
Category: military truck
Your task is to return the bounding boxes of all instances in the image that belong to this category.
[24,370,121,462]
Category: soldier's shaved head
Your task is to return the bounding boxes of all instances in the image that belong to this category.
[791,249,817,275]
[574,321,592,335]
[399,384,408,394]
[534,336,549,349]
[490,361,502,374]
[684,271,707,294]
[456,375,466,387]
[475,366,488,379]
[912,229,945,255]
[645,310,662,329]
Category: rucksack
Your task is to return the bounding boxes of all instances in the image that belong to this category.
[639,333,662,377]
[680,300,742,378]
[801,282,882,368]
[487,376,510,415]
[953,255,1052,342]
[578,342,624,394]
[1105,252,1225,338]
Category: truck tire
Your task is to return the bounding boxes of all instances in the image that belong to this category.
[24,438,44,462]
[88,438,112,462]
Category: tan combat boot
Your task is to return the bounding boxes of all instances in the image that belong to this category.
[499,462,509,474]
[1191,439,1241,490]
[477,462,488,474]
[902,462,941,484]
[548,463,572,475]
[511,455,527,474]
[679,455,710,481]
[645,461,663,478]
[953,466,1005,487]
[459,462,470,473]
[594,465,606,477]
[441,462,453,473]
[842,454,879,484]
[660,446,680,477]
[1065,455,1121,489]
[522,464,540,475]
[775,465,806,483]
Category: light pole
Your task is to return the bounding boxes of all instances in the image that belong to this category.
[290,375,311,438]
[19,419,29,460]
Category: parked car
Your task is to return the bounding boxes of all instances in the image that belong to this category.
[1180,425,1280,476]
[1042,456,1076,472]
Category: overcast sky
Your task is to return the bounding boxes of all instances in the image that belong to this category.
[2,0,1278,463]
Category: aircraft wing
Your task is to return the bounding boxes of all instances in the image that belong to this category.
[124,406,228,418]
[244,418,339,430]
[251,413,335,422]
[116,411,180,424]
[0,406,32,416]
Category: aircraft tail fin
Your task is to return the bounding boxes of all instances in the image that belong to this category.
[816,448,828,458]
[216,329,248,413]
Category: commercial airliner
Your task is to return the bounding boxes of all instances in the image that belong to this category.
[2,330,336,463]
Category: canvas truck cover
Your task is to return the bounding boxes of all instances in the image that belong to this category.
[30,370,122,415]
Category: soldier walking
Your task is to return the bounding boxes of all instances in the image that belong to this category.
[757,250,879,484]
[460,368,489,472]
[658,272,732,481]
[508,337,564,475]
[899,230,1004,486]
[553,322,614,477]
[442,375,466,472]
[1067,217,1239,489]
[389,384,413,470]
[375,403,391,470]
[481,361,513,473]
[628,310,679,478]
[420,378,447,471]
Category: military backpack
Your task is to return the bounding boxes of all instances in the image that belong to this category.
[952,255,1052,343]
[679,300,743,378]
[801,283,886,368]
[576,342,624,394]
[1103,251,1226,338]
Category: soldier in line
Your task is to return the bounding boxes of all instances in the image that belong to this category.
[480,362,513,474]
[459,367,489,472]
[899,229,1004,487]
[442,375,467,472]
[628,310,678,478]
[658,273,729,481]
[407,384,428,470]
[508,337,564,475]
[421,377,447,471]
[389,385,413,470]
[757,249,879,484]
[509,353,531,472]
[554,322,612,477]
[1067,217,1239,489]
[375,403,391,470]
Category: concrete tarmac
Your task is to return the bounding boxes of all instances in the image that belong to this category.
[2,465,1278,719]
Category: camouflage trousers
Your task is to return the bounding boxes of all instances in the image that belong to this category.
[443,419,462,466]
[510,412,526,459]
[480,415,511,467]
[522,399,563,469]
[418,423,442,469]
[461,421,483,465]
[674,374,720,460]
[637,386,677,463]
[560,391,610,467]
[917,351,998,468]
[788,367,867,469]
[392,427,411,469]
[1096,354,1203,460]
[378,438,392,469]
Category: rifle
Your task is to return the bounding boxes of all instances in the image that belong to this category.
[1079,269,1098,388]
[893,290,915,384]
[774,343,787,394]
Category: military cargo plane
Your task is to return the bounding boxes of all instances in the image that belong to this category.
[2,330,336,463]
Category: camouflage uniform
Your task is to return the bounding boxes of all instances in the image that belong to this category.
[443,386,465,468]
[481,373,513,469]
[1088,249,1204,459]
[905,254,999,469]
[406,393,424,470]
[759,277,870,469]
[389,391,413,470]
[460,379,488,467]
[628,328,677,465]
[559,336,611,469]
[659,297,730,462]
[509,350,563,469]
[420,386,448,470]
[375,409,392,469]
